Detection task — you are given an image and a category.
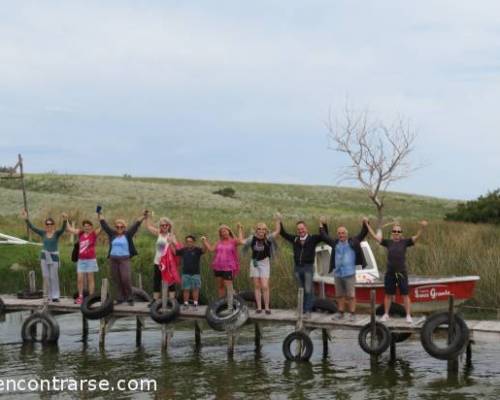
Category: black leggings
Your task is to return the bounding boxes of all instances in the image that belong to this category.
[153,264,176,292]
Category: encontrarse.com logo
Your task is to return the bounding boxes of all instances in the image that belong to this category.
[0,377,157,393]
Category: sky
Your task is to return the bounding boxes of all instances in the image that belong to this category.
[1,0,499,200]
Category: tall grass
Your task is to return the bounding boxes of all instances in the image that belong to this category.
[0,174,498,309]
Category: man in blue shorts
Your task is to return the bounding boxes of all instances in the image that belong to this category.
[174,235,205,309]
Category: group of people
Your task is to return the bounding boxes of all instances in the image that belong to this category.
[20,207,427,322]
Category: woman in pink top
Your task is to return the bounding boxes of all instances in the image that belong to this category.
[201,224,245,298]
[66,219,101,304]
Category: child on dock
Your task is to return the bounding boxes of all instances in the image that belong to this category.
[21,209,67,302]
[66,219,101,304]
[366,220,428,323]
[172,235,205,309]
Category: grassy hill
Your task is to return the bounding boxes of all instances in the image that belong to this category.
[0,173,498,310]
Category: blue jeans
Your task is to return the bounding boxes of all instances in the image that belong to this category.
[294,264,314,312]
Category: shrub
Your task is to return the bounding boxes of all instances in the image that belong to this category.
[213,187,236,198]
[445,189,500,224]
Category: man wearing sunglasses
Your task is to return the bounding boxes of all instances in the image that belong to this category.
[366,220,428,323]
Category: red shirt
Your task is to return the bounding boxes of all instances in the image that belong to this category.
[78,231,97,260]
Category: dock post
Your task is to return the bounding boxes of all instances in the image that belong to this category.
[466,340,473,366]
[320,281,326,299]
[370,289,378,364]
[194,321,202,350]
[136,272,144,347]
[389,341,396,364]
[296,288,304,330]
[254,322,262,351]
[82,314,88,339]
[28,270,36,293]
[161,282,173,352]
[227,285,236,356]
[98,279,109,350]
[322,329,329,358]
[447,295,459,373]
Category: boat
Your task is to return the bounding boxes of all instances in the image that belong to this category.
[313,241,480,313]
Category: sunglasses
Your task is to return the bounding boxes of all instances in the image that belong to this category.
[45,223,54,226]
[115,225,125,229]
[392,230,402,233]
[160,224,170,227]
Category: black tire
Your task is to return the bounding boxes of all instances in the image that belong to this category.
[132,287,153,303]
[224,306,249,331]
[150,299,180,324]
[312,298,338,314]
[0,298,5,315]
[205,297,246,332]
[375,304,412,343]
[17,290,44,300]
[358,322,392,355]
[80,293,114,320]
[420,312,470,360]
[282,331,314,361]
[21,312,60,343]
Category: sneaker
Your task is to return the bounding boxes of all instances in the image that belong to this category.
[406,315,413,324]
[255,309,262,314]
[332,312,344,321]
[192,303,198,310]
[265,309,271,315]
[74,295,83,305]
[380,314,390,322]
[182,303,189,311]
[52,298,60,303]
[348,313,356,322]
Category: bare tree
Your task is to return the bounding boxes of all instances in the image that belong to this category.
[326,103,420,231]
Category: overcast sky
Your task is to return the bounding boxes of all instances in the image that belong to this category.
[1,1,499,200]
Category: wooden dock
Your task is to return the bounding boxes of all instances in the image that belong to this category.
[2,295,500,340]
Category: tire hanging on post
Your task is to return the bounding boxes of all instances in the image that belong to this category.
[420,311,470,360]
[150,298,180,324]
[21,312,60,344]
[81,292,114,320]
[282,331,314,361]
[358,322,392,355]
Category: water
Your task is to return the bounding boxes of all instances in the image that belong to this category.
[0,312,499,399]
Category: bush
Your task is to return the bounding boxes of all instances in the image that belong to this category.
[213,187,236,198]
[445,189,500,224]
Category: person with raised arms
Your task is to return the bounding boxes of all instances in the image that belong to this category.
[201,224,244,299]
[21,209,67,302]
[278,213,324,318]
[241,217,281,314]
[98,207,147,306]
[66,218,101,304]
[366,219,428,323]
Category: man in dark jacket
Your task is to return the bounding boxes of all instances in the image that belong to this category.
[279,215,324,317]
[319,217,368,321]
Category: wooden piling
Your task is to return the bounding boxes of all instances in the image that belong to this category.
[136,316,144,347]
[322,329,329,358]
[227,285,236,355]
[194,321,202,350]
[369,289,377,363]
[447,295,459,373]
[161,282,172,352]
[296,288,304,331]
[82,314,88,339]
[98,279,109,349]
[28,270,36,294]
[255,322,262,351]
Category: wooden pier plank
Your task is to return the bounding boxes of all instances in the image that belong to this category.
[2,295,500,338]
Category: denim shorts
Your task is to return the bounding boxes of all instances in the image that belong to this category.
[182,274,201,290]
[77,259,99,273]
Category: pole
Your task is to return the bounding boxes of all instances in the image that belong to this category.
[18,154,30,240]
